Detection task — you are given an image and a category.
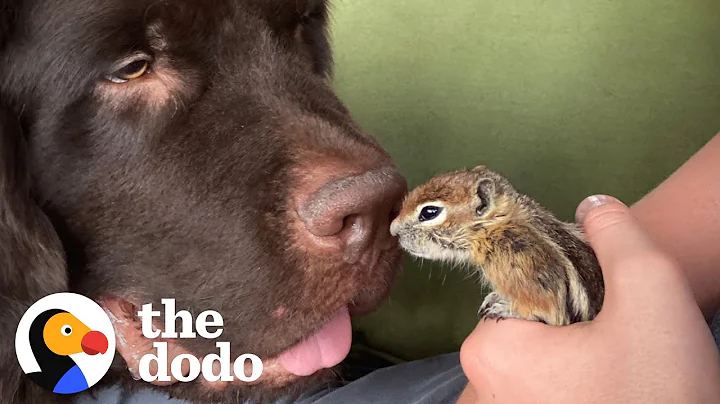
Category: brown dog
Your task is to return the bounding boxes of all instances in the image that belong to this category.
[0,1,406,403]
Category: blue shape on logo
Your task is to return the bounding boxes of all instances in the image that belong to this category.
[53,365,89,394]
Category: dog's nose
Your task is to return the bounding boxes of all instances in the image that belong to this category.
[297,167,407,265]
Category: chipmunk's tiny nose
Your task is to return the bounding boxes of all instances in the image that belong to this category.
[389,220,402,237]
[297,167,407,265]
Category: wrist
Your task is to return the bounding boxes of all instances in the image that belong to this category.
[629,134,720,319]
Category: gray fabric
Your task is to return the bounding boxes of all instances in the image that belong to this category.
[74,386,189,404]
[281,353,466,404]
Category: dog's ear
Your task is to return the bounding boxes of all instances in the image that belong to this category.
[1,0,20,51]
[296,0,333,76]
[0,105,70,402]
[2,4,67,399]
[255,0,333,76]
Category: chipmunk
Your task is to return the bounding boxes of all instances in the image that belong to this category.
[389,165,605,326]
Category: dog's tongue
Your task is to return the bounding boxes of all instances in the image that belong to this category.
[277,306,352,376]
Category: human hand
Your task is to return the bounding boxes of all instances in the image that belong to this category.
[458,195,720,404]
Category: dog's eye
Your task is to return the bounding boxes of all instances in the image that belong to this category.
[107,59,150,84]
[418,206,442,222]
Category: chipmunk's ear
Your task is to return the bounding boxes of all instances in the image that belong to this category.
[475,178,494,216]
[471,165,488,173]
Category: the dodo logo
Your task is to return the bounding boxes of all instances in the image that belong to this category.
[15,293,116,395]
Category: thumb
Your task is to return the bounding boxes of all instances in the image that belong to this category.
[575,195,688,306]
[575,195,658,270]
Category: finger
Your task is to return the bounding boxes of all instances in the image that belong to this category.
[575,195,662,274]
[575,195,692,310]
[460,318,556,381]
[460,318,589,402]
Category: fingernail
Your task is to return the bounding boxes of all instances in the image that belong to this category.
[575,195,622,224]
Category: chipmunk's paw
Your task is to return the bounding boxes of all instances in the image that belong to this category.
[478,292,520,322]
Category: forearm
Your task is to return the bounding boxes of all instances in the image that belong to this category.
[630,133,720,319]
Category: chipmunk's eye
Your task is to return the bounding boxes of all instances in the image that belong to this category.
[419,206,442,222]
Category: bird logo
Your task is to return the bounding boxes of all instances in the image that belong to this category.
[15,293,116,395]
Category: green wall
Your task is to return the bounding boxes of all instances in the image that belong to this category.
[329,0,720,360]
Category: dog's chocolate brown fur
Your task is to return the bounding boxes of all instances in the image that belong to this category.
[0,1,405,403]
